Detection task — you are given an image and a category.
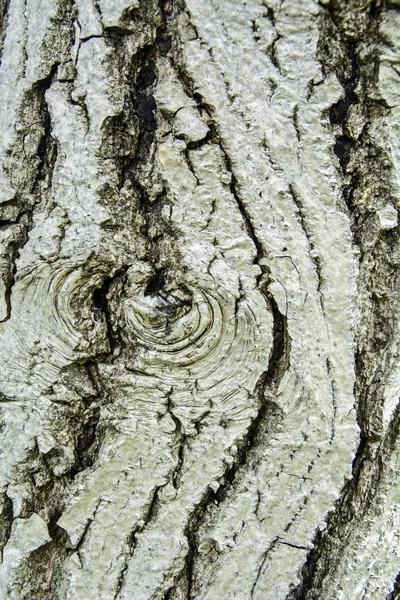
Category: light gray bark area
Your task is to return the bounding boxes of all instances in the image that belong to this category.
[0,0,399,599]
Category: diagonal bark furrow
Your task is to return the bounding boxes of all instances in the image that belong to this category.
[250,536,282,600]
[287,1,400,597]
[221,145,264,268]
[0,0,10,69]
[167,9,269,284]
[165,297,289,598]
[287,183,325,314]
[114,483,168,599]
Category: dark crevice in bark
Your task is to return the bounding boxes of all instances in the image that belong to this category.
[0,0,10,69]
[387,570,400,600]
[263,295,291,386]
[66,272,127,481]
[260,3,282,72]
[122,57,157,177]
[292,105,301,142]
[105,2,178,280]
[167,6,272,294]
[71,361,108,475]
[114,483,166,599]
[225,154,264,268]
[0,490,13,563]
[288,183,325,313]
[168,296,289,598]
[0,61,60,322]
[288,1,400,598]
[72,406,101,472]
[250,536,281,599]
[92,268,128,356]
[164,389,187,490]
[71,499,102,554]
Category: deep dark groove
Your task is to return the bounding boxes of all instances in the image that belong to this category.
[114,484,165,598]
[287,1,399,598]
[73,408,101,471]
[0,491,13,562]
[144,269,166,296]
[0,0,10,69]
[334,135,356,170]
[387,570,400,600]
[2,60,60,323]
[171,296,289,598]
[92,268,128,354]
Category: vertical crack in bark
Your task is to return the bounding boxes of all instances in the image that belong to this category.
[0,489,13,563]
[168,11,269,286]
[0,0,10,69]
[287,183,325,316]
[287,1,400,597]
[114,483,167,600]
[163,388,188,491]
[69,362,107,475]
[91,268,128,357]
[165,296,289,598]
[250,535,281,598]
[0,60,60,322]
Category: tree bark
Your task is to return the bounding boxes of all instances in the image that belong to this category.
[0,0,399,598]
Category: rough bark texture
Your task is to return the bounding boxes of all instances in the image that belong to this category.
[0,0,399,598]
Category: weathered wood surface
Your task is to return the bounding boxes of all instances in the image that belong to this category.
[0,0,399,598]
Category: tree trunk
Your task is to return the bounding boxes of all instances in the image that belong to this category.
[0,0,399,598]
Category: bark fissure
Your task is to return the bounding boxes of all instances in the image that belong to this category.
[0,490,13,563]
[287,2,400,597]
[168,15,270,291]
[114,483,167,599]
[250,536,281,599]
[386,570,400,600]
[1,61,60,322]
[166,295,289,597]
[288,183,325,316]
